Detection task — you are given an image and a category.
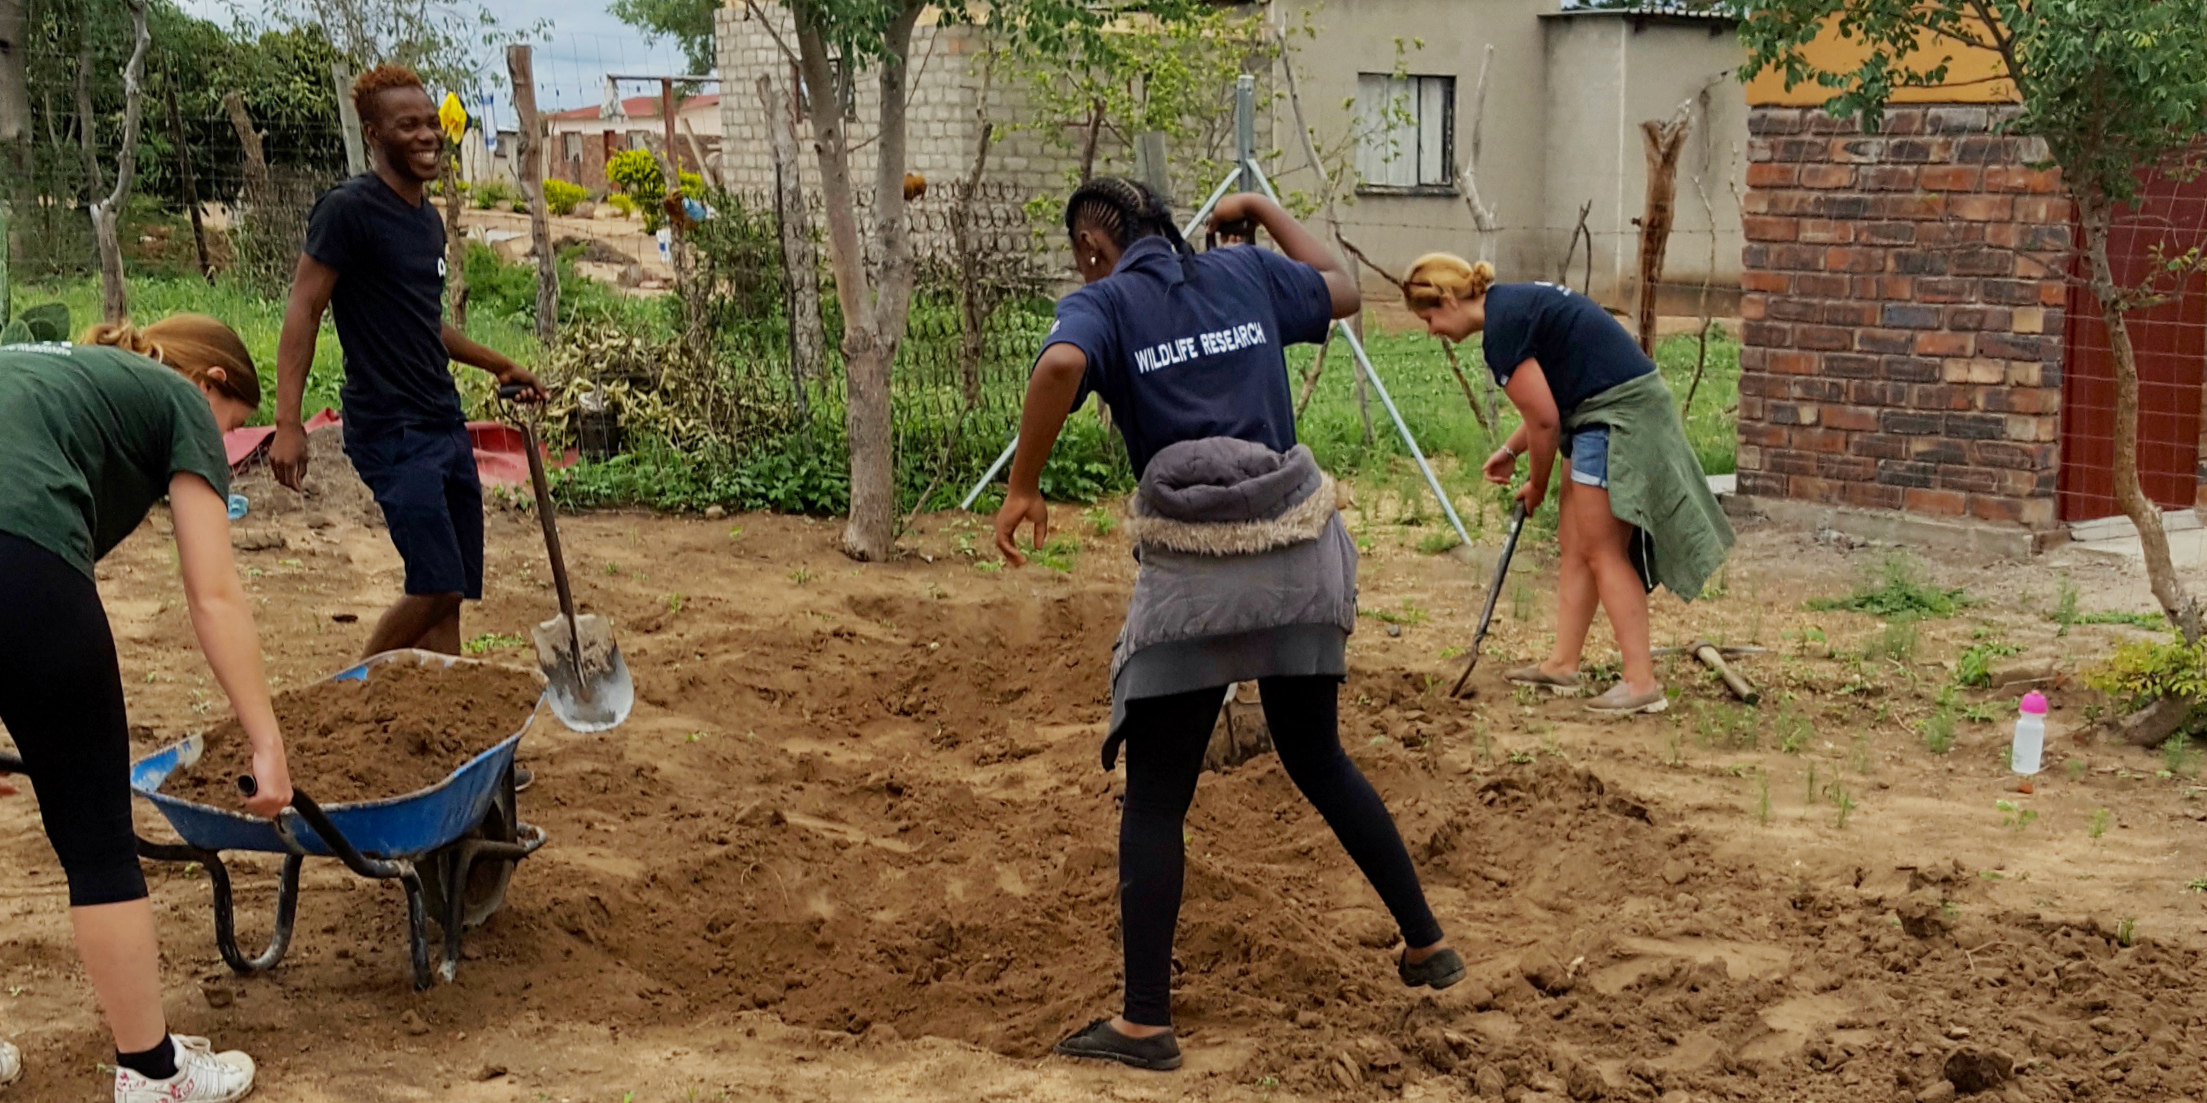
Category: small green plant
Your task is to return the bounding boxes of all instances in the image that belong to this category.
[470,179,519,210]
[1833,785,1857,829]
[2053,575,2081,636]
[1756,768,1772,825]
[2083,637,2207,713]
[2186,877,2207,893]
[1510,581,1535,622]
[788,566,815,586]
[463,631,525,655]
[1804,763,1819,812]
[974,559,1004,574]
[1922,688,1959,754]
[1415,530,1463,555]
[1871,617,1920,663]
[1849,732,1873,775]
[543,178,589,216]
[2089,807,2113,839]
[1029,534,1083,573]
[607,150,667,228]
[1664,726,1686,767]
[2066,758,2089,781]
[1361,601,1429,626]
[2116,916,2138,948]
[1787,626,1829,657]
[1956,637,2025,688]
[2162,733,2200,778]
[1082,506,1118,537]
[1808,552,1970,618]
[1996,799,2039,832]
[1774,707,1811,754]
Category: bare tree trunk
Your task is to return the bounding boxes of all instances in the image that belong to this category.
[795,0,925,562]
[1439,340,1494,433]
[2081,194,2202,644]
[1078,99,1104,183]
[1452,45,1500,262]
[952,56,997,406]
[87,0,149,325]
[757,72,820,418]
[1635,103,1692,356]
[441,146,467,330]
[1294,337,1331,420]
[508,45,557,345]
[162,76,211,281]
[223,92,270,209]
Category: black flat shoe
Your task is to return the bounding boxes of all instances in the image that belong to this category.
[1054,1019,1183,1071]
[1399,946,1466,990]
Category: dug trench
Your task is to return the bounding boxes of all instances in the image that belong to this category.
[12,511,2207,1101]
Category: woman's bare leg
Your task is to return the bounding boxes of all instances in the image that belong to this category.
[1546,479,1599,678]
[71,899,168,1052]
[1566,483,1657,694]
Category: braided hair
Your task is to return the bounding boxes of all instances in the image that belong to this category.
[1064,176,1195,264]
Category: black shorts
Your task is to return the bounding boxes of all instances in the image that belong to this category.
[346,424,485,600]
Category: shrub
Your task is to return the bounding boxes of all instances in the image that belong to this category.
[677,170,704,195]
[471,180,519,210]
[607,150,664,198]
[544,179,589,216]
[2083,637,2207,714]
[605,193,639,218]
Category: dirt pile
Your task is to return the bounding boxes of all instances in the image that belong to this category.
[164,660,541,807]
[226,423,384,531]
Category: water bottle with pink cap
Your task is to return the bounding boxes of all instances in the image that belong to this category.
[2012,691,2048,776]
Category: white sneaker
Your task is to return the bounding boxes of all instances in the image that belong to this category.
[113,1036,255,1103]
[0,1038,20,1086]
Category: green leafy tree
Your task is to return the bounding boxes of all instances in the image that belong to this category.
[608,0,719,75]
[1738,0,2207,662]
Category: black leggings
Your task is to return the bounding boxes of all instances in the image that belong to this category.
[0,532,148,907]
[1117,675,1443,1026]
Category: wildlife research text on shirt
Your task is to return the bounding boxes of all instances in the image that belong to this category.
[1043,237,1334,478]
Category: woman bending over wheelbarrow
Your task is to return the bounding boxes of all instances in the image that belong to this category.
[995,179,1461,1071]
[1402,254,1734,713]
[0,315,293,1101]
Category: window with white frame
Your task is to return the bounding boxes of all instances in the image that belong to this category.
[1354,73,1455,192]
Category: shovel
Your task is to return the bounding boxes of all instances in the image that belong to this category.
[1449,501,1527,699]
[499,385,633,732]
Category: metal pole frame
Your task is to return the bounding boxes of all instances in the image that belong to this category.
[963,74,1469,546]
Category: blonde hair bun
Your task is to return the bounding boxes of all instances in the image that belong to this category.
[81,314,262,412]
[1402,253,1496,311]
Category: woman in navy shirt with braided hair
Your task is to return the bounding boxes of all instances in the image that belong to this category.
[995,177,1460,1071]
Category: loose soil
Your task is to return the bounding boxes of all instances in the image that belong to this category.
[162,660,541,807]
[5,486,2207,1101]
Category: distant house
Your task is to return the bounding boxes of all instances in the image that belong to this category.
[547,93,723,193]
[712,1,1748,312]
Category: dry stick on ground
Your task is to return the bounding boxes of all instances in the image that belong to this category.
[508,45,557,346]
[1635,100,1693,356]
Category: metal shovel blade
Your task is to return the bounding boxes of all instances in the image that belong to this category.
[532,614,634,732]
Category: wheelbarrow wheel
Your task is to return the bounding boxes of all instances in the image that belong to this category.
[420,770,519,930]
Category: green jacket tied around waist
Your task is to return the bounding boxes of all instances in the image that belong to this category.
[1563,372,1735,601]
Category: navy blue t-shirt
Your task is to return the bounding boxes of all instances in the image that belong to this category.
[1044,237,1334,477]
[1480,282,1654,418]
[305,174,460,437]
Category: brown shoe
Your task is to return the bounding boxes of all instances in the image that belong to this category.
[1586,683,1668,715]
[1504,665,1581,694]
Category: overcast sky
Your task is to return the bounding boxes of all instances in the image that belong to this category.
[172,0,694,122]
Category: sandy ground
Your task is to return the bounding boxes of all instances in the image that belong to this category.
[6,481,2207,1102]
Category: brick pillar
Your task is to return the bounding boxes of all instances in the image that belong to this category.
[1737,105,2068,532]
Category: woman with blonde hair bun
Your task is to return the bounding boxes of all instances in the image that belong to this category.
[1402,254,1733,714]
[0,313,287,1101]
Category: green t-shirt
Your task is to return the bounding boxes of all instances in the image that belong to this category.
[0,342,232,577]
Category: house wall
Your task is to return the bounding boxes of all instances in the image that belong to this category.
[1540,13,1745,311]
[1734,104,2069,533]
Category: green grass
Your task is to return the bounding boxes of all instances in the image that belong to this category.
[1808,552,1970,619]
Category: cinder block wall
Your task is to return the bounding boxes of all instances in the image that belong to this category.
[1735,104,2070,531]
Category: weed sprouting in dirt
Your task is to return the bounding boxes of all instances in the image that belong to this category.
[1774,706,1811,755]
[1510,581,1535,622]
[1415,530,1463,555]
[2162,733,2199,779]
[1956,634,2024,688]
[1803,763,1818,815]
[463,632,525,655]
[1922,689,1959,754]
[1664,725,1686,768]
[789,567,816,586]
[1696,702,1757,751]
[1961,702,1998,724]
[1082,507,1117,537]
[1871,617,1920,664]
[1808,552,1970,619]
[1756,769,1772,825]
[2089,807,2114,839]
[1361,601,1429,626]
[2067,758,2090,781]
[1028,535,1082,573]
[1997,800,2039,832]
[2053,575,2080,636]
[2187,877,2207,893]
[2118,916,2139,947]
[1833,785,1856,829]
[665,593,686,613]
[1849,732,1873,775]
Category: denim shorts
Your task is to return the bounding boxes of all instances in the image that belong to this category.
[1560,425,1610,489]
[344,424,485,599]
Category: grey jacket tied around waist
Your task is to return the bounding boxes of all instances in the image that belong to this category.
[1105,438,1358,767]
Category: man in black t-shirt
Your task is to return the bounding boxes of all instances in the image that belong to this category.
[270,65,544,657]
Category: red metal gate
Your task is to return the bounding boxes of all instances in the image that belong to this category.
[2058,172,2207,521]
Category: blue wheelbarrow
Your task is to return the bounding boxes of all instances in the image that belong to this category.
[116,650,550,990]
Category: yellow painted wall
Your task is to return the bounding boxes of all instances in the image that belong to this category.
[1745,20,2017,106]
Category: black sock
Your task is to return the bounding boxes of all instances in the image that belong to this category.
[117,1036,177,1081]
